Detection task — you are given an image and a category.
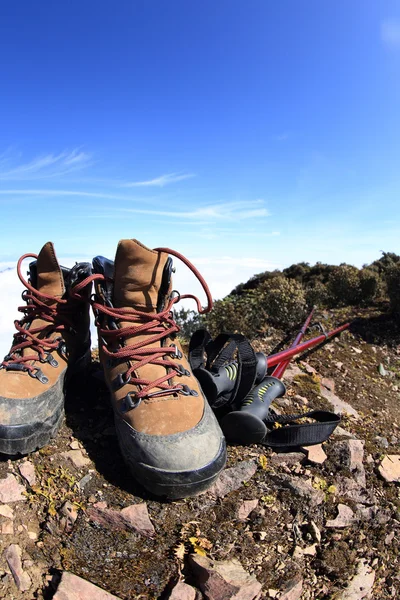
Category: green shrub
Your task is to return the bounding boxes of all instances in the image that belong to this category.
[386,264,400,317]
[305,280,331,308]
[327,265,362,306]
[358,268,382,305]
[256,276,307,328]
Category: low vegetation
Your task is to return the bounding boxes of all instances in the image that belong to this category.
[176,251,400,339]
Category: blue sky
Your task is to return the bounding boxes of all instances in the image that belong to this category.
[1,0,400,305]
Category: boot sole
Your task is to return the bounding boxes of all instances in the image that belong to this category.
[0,350,91,456]
[120,434,227,500]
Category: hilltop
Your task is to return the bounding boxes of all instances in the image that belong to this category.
[0,282,400,598]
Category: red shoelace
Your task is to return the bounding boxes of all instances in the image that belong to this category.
[1,254,76,372]
[72,247,213,400]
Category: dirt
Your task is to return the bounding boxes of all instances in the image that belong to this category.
[0,305,400,599]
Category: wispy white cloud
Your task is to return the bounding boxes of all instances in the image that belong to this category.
[121,172,195,187]
[0,149,92,181]
[108,199,269,221]
[381,18,400,49]
[0,191,269,222]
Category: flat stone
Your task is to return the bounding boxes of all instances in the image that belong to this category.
[53,571,122,599]
[273,475,325,506]
[87,503,155,537]
[302,444,327,465]
[61,450,90,469]
[169,580,198,600]
[270,453,304,467]
[70,440,80,450]
[332,426,357,439]
[120,503,155,537]
[1,520,14,534]
[0,473,26,503]
[279,575,303,600]
[303,544,317,556]
[18,460,37,486]
[326,504,356,528]
[237,499,259,520]
[4,544,32,592]
[378,455,400,483]
[208,461,257,499]
[0,504,14,519]
[300,362,317,375]
[189,554,262,600]
[337,560,375,599]
[282,364,302,384]
[321,377,335,392]
[320,388,360,419]
[335,362,343,370]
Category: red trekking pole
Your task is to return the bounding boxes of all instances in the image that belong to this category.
[220,310,349,445]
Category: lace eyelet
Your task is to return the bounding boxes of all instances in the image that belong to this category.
[28,367,49,384]
[169,344,182,359]
[121,392,142,412]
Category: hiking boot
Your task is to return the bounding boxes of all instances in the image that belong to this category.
[91,239,226,499]
[0,242,92,455]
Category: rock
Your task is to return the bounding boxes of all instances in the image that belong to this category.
[237,499,259,520]
[337,477,375,505]
[303,544,317,556]
[168,580,198,600]
[70,440,80,450]
[0,473,26,503]
[1,520,14,534]
[319,388,360,419]
[300,362,317,375]
[53,571,122,599]
[335,362,343,370]
[294,394,308,405]
[270,453,304,467]
[385,531,395,545]
[332,426,357,439]
[321,377,335,392]
[60,501,79,533]
[378,363,387,377]
[189,554,262,600]
[302,444,327,465]
[61,450,90,468]
[78,473,92,491]
[18,460,37,486]
[4,544,32,592]
[0,504,14,519]
[326,504,355,528]
[279,575,303,600]
[308,520,321,543]
[87,503,155,537]
[120,503,155,537]
[378,455,400,483]
[328,440,365,485]
[352,347,362,354]
[337,560,375,599]
[273,475,325,506]
[374,436,389,449]
[282,364,302,384]
[208,461,257,499]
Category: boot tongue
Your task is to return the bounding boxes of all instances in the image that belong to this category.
[36,242,65,298]
[113,239,168,310]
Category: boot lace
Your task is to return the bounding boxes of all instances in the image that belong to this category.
[1,254,76,374]
[72,247,213,402]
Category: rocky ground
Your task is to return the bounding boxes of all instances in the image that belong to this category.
[0,306,400,600]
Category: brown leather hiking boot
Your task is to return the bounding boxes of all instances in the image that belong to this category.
[87,239,226,498]
[0,242,92,455]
